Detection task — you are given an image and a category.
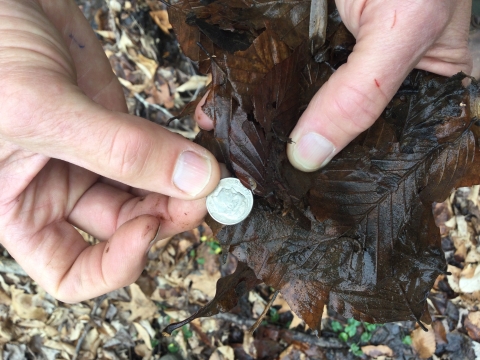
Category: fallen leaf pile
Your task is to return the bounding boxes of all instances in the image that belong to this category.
[164,0,480,334]
[90,0,210,134]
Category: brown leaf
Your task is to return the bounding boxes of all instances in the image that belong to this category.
[252,1,311,49]
[361,345,393,358]
[0,288,11,306]
[118,283,158,322]
[253,44,307,136]
[185,271,222,299]
[0,319,13,343]
[133,322,153,351]
[411,325,436,359]
[432,319,447,344]
[167,1,201,65]
[11,287,47,322]
[167,0,247,74]
[465,311,480,341]
[224,29,291,111]
[229,106,272,196]
[209,345,235,360]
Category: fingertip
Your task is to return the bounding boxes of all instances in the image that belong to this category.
[194,91,214,130]
[47,216,161,302]
[287,132,336,172]
[172,147,221,198]
[101,215,160,287]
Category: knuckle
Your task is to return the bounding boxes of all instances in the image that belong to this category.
[106,125,152,180]
[328,84,380,134]
[408,2,450,38]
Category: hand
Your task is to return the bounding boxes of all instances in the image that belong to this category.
[196,0,472,172]
[0,0,220,302]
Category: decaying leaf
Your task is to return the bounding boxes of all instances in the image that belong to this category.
[411,324,436,359]
[11,286,48,322]
[165,0,480,333]
[209,345,235,360]
[361,344,394,358]
[465,311,480,341]
[118,283,158,322]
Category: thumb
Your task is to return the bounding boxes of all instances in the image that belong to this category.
[0,80,220,200]
[287,1,455,172]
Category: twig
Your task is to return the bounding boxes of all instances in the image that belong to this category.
[189,321,214,349]
[248,291,279,335]
[0,256,28,277]
[134,93,175,119]
[133,94,198,138]
[160,126,198,140]
[73,295,107,360]
[212,312,345,349]
[159,0,171,7]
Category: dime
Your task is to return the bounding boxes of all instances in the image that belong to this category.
[206,178,254,225]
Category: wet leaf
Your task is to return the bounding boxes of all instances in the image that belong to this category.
[224,29,291,111]
[166,0,480,333]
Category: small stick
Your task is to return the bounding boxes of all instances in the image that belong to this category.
[159,0,171,7]
[134,93,175,119]
[212,312,345,349]
[248,290,279,335]
[0,257,28,277]
[161,126,198,140]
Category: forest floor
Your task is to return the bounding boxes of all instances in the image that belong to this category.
[1,1,480,359]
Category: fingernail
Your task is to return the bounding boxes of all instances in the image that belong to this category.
[292,132,336,171]
[146,225,161,254]
[173,151,212,196]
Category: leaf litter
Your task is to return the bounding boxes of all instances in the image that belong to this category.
[1,0,480,359]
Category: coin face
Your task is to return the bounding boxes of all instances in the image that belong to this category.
[206,178,254,225]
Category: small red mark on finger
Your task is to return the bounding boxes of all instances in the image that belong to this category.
[391,10,396,29]
[374,79,380,88]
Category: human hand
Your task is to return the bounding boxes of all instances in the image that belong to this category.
[195,0,472,172]
[0,0,220,302]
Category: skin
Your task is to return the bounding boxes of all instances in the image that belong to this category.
[0,0,220,302]
[196,0,473,171]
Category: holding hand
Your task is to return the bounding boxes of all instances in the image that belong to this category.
[287,0,472,171]
[0,0,220,302]
[196,0,472,172]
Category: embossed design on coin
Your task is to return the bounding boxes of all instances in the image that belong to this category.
[206,178,254,225]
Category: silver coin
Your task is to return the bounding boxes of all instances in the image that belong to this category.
[206,178,254,225]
